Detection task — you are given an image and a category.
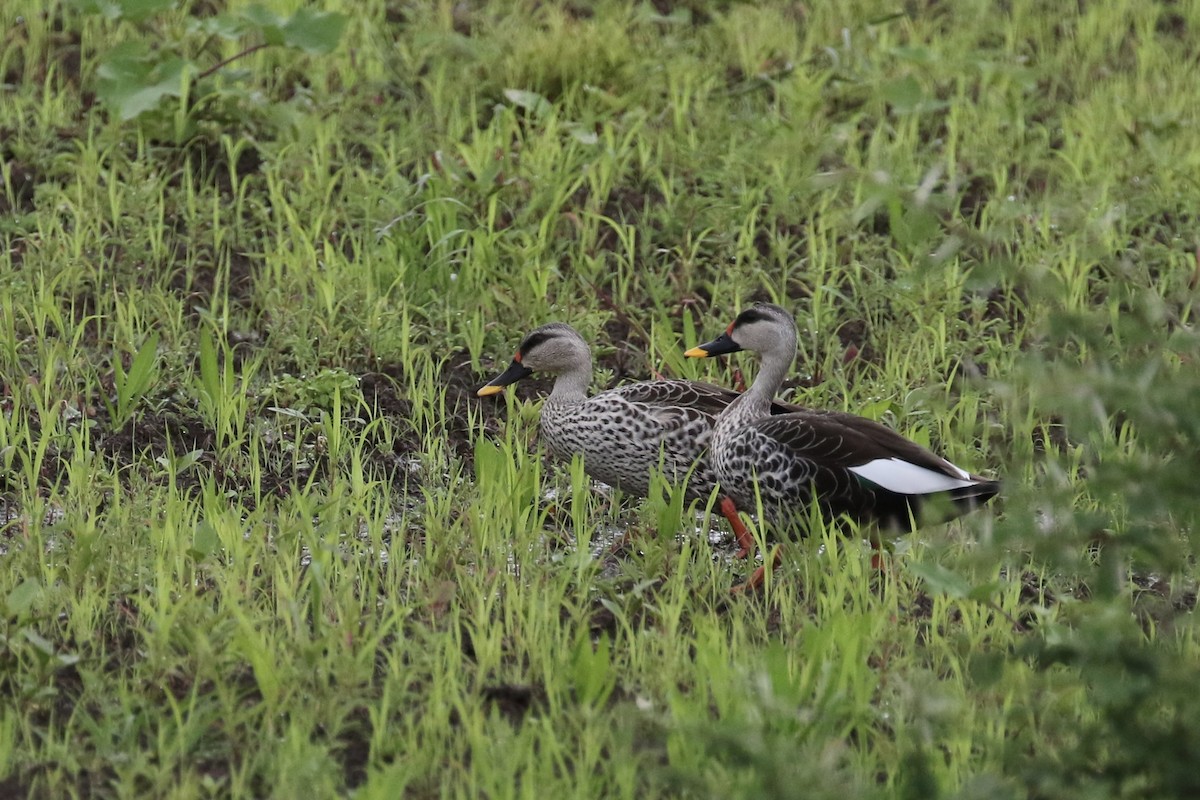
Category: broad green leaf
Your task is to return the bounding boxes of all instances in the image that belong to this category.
[566,124,598,145]
[239,4,283,30]
[883,75,923,113]
[96,46,193,121]
[67,0,125,19]
[888,198,941,251]
[66,0,175,23]
[191,13,249,39]
[57,651,81,667]
[503,89,552,117]
[22,629,57,657]
[5,579,42,617]
[173,449,205,472]
[240,5,286,46]
[571,634,614,706]
[904,423,932,449]
[967,581,1004,603]
[116,0,177,22]
[235,617,280,706]
[95,40,153,81]
[907,560,972,598]
[281,8,348,55]
[198,328,220,407]
[190,521,220,560]
[124,331,160,402]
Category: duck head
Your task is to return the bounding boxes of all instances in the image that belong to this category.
[685,302,797,360]
[477,323,590,396]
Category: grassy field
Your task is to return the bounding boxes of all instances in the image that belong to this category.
[2,0,1200,796]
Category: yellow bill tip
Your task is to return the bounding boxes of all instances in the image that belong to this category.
[476,384,505,397]
[683,346,710,358]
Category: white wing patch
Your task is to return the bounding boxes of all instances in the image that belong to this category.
[849,457,977,495]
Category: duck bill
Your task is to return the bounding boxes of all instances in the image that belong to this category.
[477,360,534,396]
[684,332,743,359]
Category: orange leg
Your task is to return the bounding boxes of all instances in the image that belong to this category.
[870,549,885,571]
[731,545,783,593]
[718,496,754,559]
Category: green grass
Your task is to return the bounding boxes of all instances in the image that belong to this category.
[2,0,1200,797]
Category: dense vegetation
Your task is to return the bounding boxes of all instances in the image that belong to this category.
[2,0,1198,796]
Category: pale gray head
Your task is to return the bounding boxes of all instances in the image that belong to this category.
[685,302,800,408]
[723,303,797,356]
[510,323,590,374]
[685,302,798,360]
[477,323,592,396]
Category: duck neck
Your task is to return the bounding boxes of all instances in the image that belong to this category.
[749,341,794,404]
[545,358,592,406]
[717,342,794,431]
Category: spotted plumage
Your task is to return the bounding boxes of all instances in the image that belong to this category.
[477,323,796,554]
[478,323,748,497]
[686,303,1000,533]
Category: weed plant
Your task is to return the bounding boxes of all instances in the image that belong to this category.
[1,0,1199,797]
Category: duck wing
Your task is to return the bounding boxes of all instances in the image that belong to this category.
[746,409,999,526]
[609,380,733,421]
[772,410,980,479]
[611,380,802,420]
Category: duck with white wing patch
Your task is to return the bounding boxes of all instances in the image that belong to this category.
[685,303,1000,549]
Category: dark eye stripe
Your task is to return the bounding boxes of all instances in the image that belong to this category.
[735,307,771,326]
[518,330,553,356]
